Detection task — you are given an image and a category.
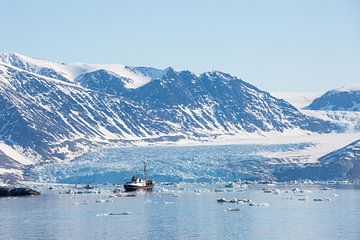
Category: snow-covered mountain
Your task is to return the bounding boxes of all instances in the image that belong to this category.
[306,84,360,111]
[317,139,360,179]
[276,139,360,181]
[273,89,360,131]
[0,53,340,181]
[302,110,360,132]
[0,52,162,87]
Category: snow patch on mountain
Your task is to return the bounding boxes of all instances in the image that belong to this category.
[0,141,34,165]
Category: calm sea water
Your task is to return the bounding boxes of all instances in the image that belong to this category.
[1,184,360,240]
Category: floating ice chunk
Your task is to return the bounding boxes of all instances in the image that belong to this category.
[228,198,238,203]
[96,199,112,203]
[97,212,131,216]
[214,189,225,192]
[313,198,331,202]
[225,208,240,212]
[109,212,131,216]
[249,201,269,207]
[258,202,270,207]
[96,213,109,217]
[73,201,89,206]
[272,189,281,194]
[297,196,309,201]
[238,199,252,204]
[217,198,227,203]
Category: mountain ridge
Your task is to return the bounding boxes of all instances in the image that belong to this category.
[306,84,360,112]
[0,53,341,181]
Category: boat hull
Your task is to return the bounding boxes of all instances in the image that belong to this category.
[123,184,154,192]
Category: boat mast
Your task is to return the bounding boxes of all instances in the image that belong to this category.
[143,162,147,180]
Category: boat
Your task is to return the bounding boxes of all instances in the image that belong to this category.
[123,162,154,192]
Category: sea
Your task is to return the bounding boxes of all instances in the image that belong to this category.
[1,183,360,240]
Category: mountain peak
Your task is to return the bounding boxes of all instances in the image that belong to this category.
[163,66,177,76]
[306,84,360,111]
[201,70,237,82]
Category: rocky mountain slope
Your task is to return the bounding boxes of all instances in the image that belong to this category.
[306,84,360,111]
[275,140,360,181]
[0,53,340,181]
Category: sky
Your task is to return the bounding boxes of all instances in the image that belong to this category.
[0,0,359,92]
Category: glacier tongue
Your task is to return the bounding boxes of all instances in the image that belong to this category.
[31,133,360,183]
[29,143,313,183]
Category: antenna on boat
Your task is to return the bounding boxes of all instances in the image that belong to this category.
[143,161,147,180]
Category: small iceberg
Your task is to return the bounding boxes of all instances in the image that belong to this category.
[95,199,112,203]
[96,212,131,217]
[228,198,238,203]
[73,201,89,206]
[272,189,281,194]
[214,189,225,192]
[238,199,252,204]
[249,202,269,207]
[297,196,309,201]
[258,202,270,207]
[313,198,331,202]
[109,212,131,216]
[225,208,240,212]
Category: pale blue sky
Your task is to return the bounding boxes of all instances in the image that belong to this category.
[0,0,359,91]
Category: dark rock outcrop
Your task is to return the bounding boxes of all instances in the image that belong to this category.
[0,186,41,197]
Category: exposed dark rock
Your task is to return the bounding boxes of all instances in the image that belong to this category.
[0,186,41,197]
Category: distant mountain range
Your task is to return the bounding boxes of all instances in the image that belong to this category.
[0,52,351,182]
[306,84,360,111]
[276,139,360,181]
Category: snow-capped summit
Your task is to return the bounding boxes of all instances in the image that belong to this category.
[306,83,360,111]
[0,52,163,88]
